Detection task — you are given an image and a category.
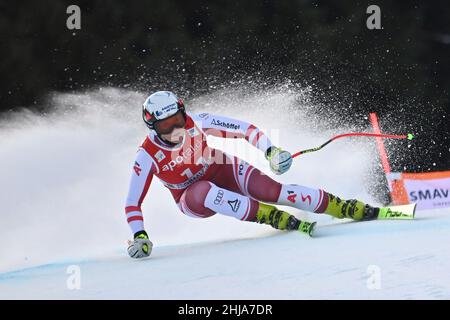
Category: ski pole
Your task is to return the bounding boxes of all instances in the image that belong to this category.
[291,132,414,159]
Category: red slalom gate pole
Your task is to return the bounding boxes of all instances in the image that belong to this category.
[369,113,393,176]
[369,112,410,205]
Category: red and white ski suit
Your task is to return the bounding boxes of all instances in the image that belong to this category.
[125,112,329,234]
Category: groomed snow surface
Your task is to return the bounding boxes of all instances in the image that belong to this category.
[1,87,449,299]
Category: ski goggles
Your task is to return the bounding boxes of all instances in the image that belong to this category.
[154,110,186,135]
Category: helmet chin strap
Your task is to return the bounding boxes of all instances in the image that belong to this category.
[154,131,178,146]
[159,134,178,146]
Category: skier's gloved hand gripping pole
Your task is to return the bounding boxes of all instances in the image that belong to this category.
[265,146,293,175]
[128,230,153,259]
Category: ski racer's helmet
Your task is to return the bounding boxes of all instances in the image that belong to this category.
[142,91,186,131]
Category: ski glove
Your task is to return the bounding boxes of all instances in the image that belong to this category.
[128,231,153,259]
[265,146,293,175]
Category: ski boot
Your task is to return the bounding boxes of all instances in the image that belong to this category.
[323,193,379,221]
[323,193,415,221]
[256,203,316,236]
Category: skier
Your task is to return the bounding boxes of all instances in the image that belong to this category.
[125,91,397,258]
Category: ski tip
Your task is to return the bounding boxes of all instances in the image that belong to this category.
[309,221,317,237]
[378,203,416,220]
[407,133,415,140]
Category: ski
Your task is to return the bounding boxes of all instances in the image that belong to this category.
[298,203,415,237]
[377,203,416,220]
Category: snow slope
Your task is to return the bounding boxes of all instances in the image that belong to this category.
[1,207,450,299]
[1,86,449,299]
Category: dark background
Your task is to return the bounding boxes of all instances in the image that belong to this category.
[1,0,449,173]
